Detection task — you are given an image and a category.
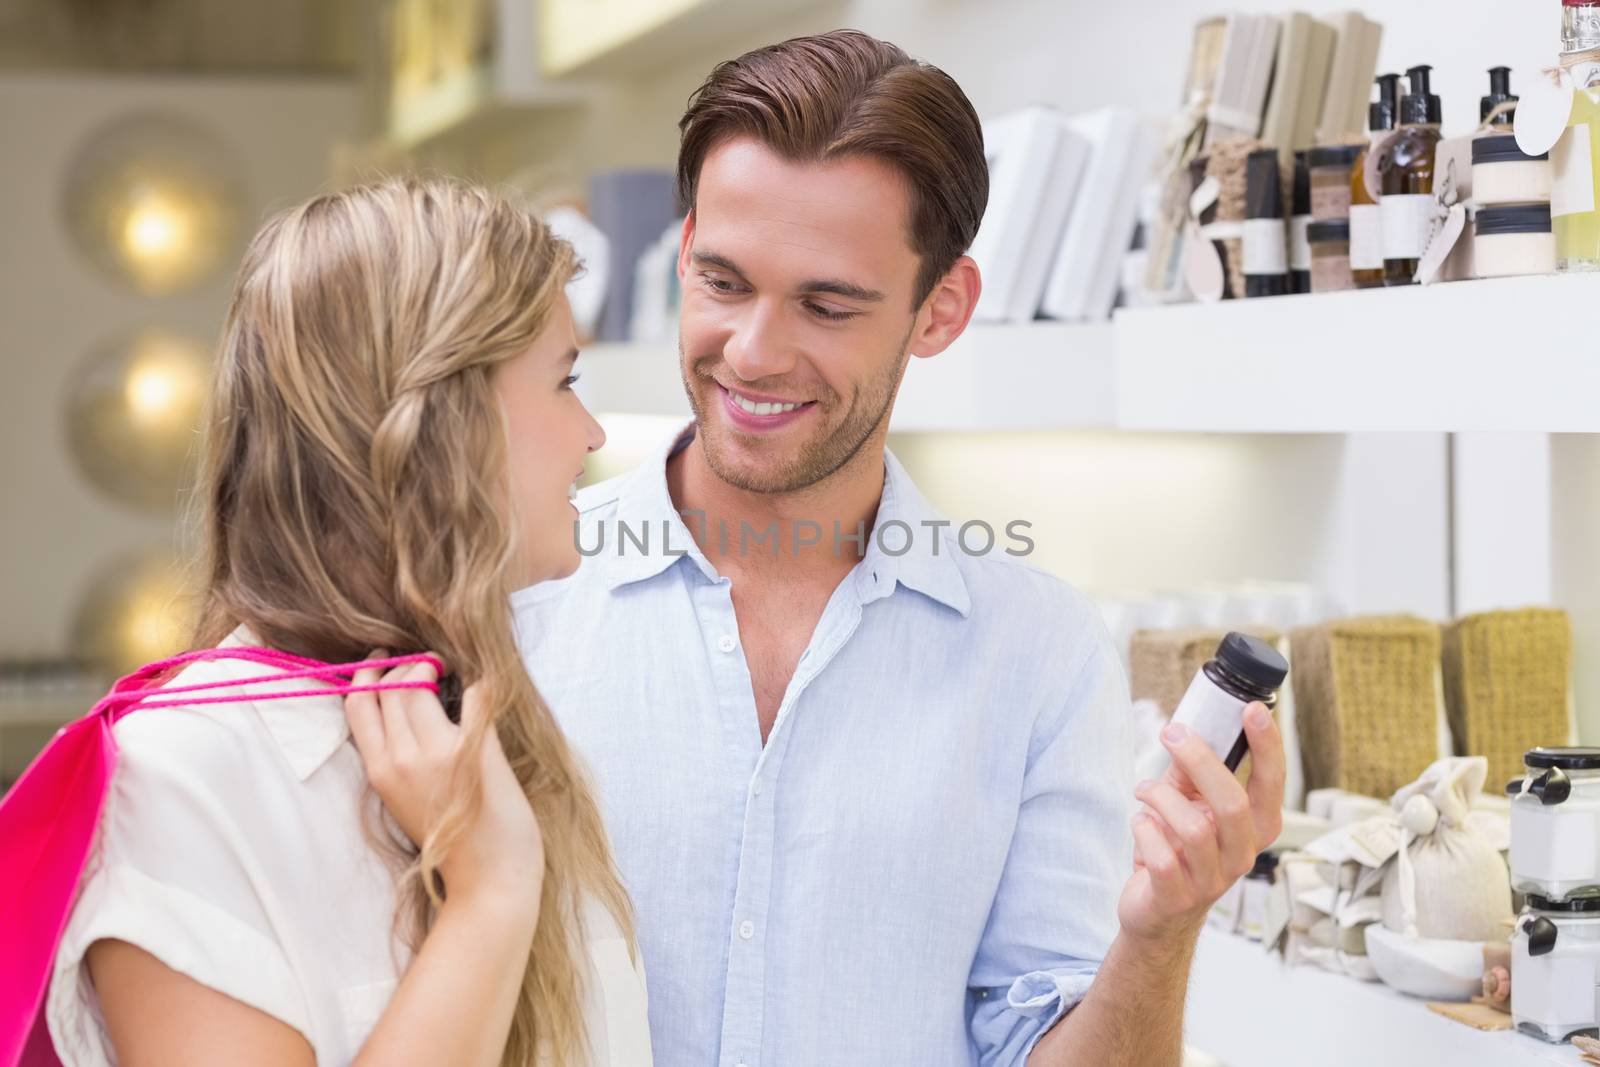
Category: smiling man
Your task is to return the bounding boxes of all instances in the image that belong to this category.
[514,29,1286,1067]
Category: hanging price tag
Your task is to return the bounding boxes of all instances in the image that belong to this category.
[1416,141,1472,285]
[1416,204,1467,285]
[1516,68,1575,157]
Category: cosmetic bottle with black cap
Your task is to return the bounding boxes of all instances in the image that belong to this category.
[1481,66,1518,129]
[1381,64,1444,286]
[1243,148,1289,297]
[1350,73,1399,288]
[1168,632,1289,772]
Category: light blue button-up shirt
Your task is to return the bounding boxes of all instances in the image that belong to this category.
[512,425,1134,1067]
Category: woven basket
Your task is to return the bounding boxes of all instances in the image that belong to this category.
[1442,607,1572,789]
[1291,616,1441,799]
[1129,626,1282,718]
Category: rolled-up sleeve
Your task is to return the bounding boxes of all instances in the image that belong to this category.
[968,616,1136,1065]
[46,716,311,1066]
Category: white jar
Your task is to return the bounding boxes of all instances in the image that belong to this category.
[1475,204,1556,278]
[1511,898,1600,1043]
[1510,747,1600,902]
[1471,133,1553,205]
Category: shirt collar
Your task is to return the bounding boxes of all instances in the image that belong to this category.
[860,449,972,618]
[219,624,351,781]
[599,421,718,591]
[603,422,970,618]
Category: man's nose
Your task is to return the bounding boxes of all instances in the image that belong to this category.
[722,301,798,383]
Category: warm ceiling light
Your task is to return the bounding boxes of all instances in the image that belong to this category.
[61,113,244,296]
[122,192,188,260]
[65,329,212,514]
[71,549,195,677]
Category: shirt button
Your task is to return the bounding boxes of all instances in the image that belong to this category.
[717,633,738,653]
[751,778,762,796]
[738,920,755,940]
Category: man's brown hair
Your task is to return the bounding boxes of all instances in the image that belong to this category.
[677,28,987,308]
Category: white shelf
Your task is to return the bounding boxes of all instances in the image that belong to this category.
[894,321,1115,431]
[574,274,1600,434]
[1116,274,1600,433]
[1187,927,1585,1067]
[386,70,588,149]
[540,0,819,79]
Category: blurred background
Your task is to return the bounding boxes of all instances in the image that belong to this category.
[4,2,1600,1063]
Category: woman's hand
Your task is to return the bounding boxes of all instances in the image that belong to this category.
[344,653,545,916]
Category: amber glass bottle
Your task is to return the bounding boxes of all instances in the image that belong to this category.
[1380,65,1443,286]
[1350,73,1399,288]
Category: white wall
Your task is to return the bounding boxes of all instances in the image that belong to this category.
[1553,435,1600,742]
[0,73,357,656]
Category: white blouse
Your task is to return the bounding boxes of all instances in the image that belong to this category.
[47,628,652,1066]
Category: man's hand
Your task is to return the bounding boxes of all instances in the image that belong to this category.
[1117,702,1286,946]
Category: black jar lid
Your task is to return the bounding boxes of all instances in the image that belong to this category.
[1247,851,1280,879]
[1473,133,1549,165]
[1477,203,1552,236]
[1216,632,1289,690]
[1307,143,1364,168]
[1307,219,1351,242]
[1526,746,1600,770]
[1527,893,1600,913]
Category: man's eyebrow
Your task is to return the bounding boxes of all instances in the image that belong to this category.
[797,276,885,303]
[690,250,747,277]
[691,249,885,304]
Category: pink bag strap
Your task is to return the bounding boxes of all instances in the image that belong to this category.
[95,646,447,724]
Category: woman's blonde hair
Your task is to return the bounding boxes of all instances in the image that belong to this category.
[190,174,632,1065]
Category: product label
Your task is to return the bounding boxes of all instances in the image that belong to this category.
[1169,672,1247,766]
[1552,122,1597,218]
[1242,218,1288,274]
[1289,214,1312,271]
[1380,193,1432,259]
[1349,203,1383,269]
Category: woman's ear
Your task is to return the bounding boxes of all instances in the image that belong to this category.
[909,255,982,360]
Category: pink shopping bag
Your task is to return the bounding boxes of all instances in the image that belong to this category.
[0,645,444,1067]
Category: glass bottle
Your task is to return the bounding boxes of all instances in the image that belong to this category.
[1556,0,1600,271]
[1350,73,1398,289]
[1381,65,1443,286]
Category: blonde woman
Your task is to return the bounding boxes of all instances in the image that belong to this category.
[45,177,651,1066]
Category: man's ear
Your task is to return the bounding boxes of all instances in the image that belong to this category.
[909,255,982,360]
[676,211,696,284]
